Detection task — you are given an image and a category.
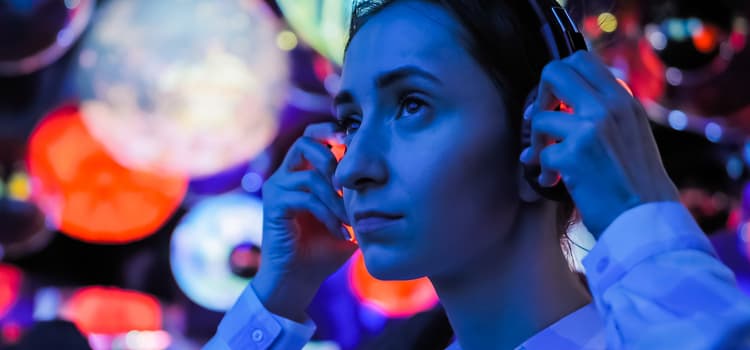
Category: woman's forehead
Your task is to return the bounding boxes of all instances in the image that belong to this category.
[342,1,473,90]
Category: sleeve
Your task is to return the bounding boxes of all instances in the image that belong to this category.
[582,201,750,350]
[203,283,317,350]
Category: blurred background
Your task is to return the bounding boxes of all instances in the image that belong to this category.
[0,0,749,349]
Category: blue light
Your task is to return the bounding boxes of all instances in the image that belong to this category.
[668,110,688,130]
[705,122,723,143]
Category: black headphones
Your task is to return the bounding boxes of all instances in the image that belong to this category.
[521,0,588,202]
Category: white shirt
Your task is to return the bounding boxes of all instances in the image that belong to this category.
[205,202,750,349]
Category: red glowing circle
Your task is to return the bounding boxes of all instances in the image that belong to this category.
[348,251,439,318]
[26,105,188,244]
[62,287,161,335]
[692,25,719,54]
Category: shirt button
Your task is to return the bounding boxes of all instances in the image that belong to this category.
[596,257,610,273]
[252,329,264,342]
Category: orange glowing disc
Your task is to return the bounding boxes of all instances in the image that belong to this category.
[349,250,438,318]
[62,287,161,335]
[26,105,188,244]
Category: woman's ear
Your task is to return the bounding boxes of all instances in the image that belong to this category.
[518,165,543,203]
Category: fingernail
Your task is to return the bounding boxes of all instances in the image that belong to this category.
[523,104,533,120]
[519,147,531,163]
[537,174,545,187]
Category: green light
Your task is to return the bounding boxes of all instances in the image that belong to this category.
[276,0,353,65]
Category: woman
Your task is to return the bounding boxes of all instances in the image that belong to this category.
[207,0,750,349]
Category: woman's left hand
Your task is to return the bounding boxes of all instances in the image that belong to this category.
[520,51,679,237]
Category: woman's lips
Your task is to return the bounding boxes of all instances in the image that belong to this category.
[353,216,403,237]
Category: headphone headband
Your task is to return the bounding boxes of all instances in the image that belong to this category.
[521,0,587,202]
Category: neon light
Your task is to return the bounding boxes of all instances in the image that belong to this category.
[348,251,438,318]
[62,287,161,335]
[26,105,187,244]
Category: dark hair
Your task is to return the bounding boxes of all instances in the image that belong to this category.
[344,0,577,241]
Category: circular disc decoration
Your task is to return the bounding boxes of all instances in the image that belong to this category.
[0,0,95,76]
[76,0,289,177]
[26,105,188,244]
[170,193,264,311]
[348,250,438,318]
[276,0,352,65]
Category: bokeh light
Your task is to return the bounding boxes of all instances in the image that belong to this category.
[61,287,161,335]
[597,12,618,33]
[0,264,22,319]
[170,193,264,311]
[75,0,289,177]
[0,0,95,76]
[276,0,353,65]
[26,105,188,244]
[0,167,52,258]
[276,30,299,51]
[348,251,438,318]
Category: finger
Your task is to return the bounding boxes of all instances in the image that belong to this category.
[303,122,345,146]
[535,60,603,116]
[564,51,624,96]
[304,123,347,163]
[274,191,349,240]
[538,143,568,187]
[522,111,578,166]
[564,52,644,129]
[280,137,338,180]
[275,170,348,224]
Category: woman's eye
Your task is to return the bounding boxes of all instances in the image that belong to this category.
[398,96,427,118]
[336,116,361,135]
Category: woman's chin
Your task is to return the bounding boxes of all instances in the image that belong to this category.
[360,244,425,281]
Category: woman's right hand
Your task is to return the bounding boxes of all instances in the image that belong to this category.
[251,122,357,323]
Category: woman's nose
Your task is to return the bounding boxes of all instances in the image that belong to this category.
[333,130,388,193]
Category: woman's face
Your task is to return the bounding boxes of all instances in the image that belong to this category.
[333,0,521,280]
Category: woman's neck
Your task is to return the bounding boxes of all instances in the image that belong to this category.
[429,203,591,350]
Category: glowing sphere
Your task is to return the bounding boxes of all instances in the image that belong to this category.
[0,0,94,76]
[26,105,188,244]
[276,0,353,64]
[76,0,289,177]
[170,193,264,311]
[61,287,161,335]
[348,251,438,318]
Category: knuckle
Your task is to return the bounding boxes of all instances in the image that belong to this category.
[301,169,319,183]
[567,51,586,65]
[302,122,323,136]
[539,148,554,166]
[541,61,564,81]
[587,103,608,119]
[578,121,599,144]
[299,191,316,204]
[297,135,316,148]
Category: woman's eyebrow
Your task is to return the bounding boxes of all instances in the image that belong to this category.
[333,66,442,109]
[375,65,443,89]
